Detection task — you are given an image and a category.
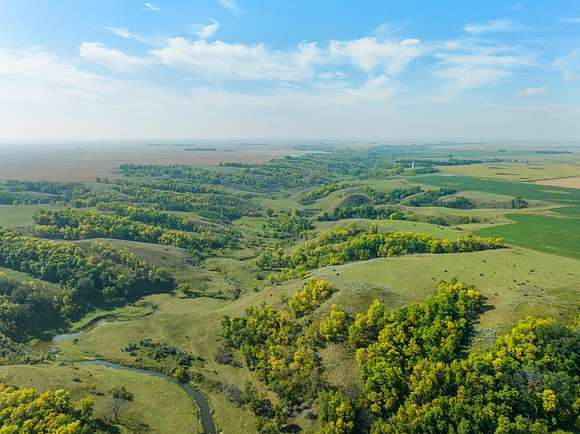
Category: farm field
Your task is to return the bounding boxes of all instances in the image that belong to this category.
[475,213,580,259]
[0,143,301,181]
[417,173,580,204]
[441,162,580,181]
[536,175,580,189]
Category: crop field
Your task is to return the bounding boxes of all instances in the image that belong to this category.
[0,143,301,181]
[475,213,580,259]
[441,162,580,181]
[417,173,580,204]
[536,175,580,189]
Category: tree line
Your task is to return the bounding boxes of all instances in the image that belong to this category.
[257,225,504,280]
[33,208,236,256]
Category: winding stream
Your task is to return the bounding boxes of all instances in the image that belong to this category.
[78,360,217,434]
[49,305,217,434]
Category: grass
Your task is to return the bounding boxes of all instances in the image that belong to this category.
[441,162,580,182]
[0,204,58,228]
[48,243,580,431]
[0,363,203,434]
[552,204,580,217]
[311,247,579,349]
[54,294,262,434]
[2,147,579,433]
[475,214,580,259]
[314,218,466,239]
[417,174,580,204]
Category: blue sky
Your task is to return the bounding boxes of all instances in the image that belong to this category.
[0,0,579,142]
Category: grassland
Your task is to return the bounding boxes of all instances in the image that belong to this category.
[0,204,57,227]
[0,363,203,433]
[475,214,580,259]
[441,162,580,181]
[46,243,580,432]
[0,143,302,181]
[53,294,264,434]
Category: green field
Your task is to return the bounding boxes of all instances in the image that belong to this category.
[417,174,580,204]
[0,363,202,433]
[475,214,580,259]
[0,204,58,227]
[441,162,580,181]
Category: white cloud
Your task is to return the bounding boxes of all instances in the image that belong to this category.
[1,45,579,143]
[149,36,424,81]
[463,18,518,34]
[318,71,349,80]
[557,17,580,24]
[432,43,533,97]
[143,3,161,12]
[106,27,134,39]
[517,86,547,97]
[104,27,156,46]
[329,37,424,76]
[190,20,220,40]
[150,38,321,81]
[80,42,151,73]
[0,47,117,103]
[218,0,241,15]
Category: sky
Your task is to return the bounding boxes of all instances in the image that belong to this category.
[0,0,579,143]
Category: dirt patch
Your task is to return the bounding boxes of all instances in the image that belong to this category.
[535,176,580,189]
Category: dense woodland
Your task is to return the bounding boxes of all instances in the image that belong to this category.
[0,383,110,433]
[0,229,173,353]
[221,280,579,434]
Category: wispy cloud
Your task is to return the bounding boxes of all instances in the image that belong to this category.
[143,3,161,12]
[80,42,151,73]
[463,18,518,34]
[553,50,580,82]
[329,37,424,76]
[557,17,580,24]
[218,0,241,16]
[104,27,156,46]
[0,47,115,102]
[432,42,533,98]
[517,86,547,97]
[190,20,220,40]
[106,27,134,39]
